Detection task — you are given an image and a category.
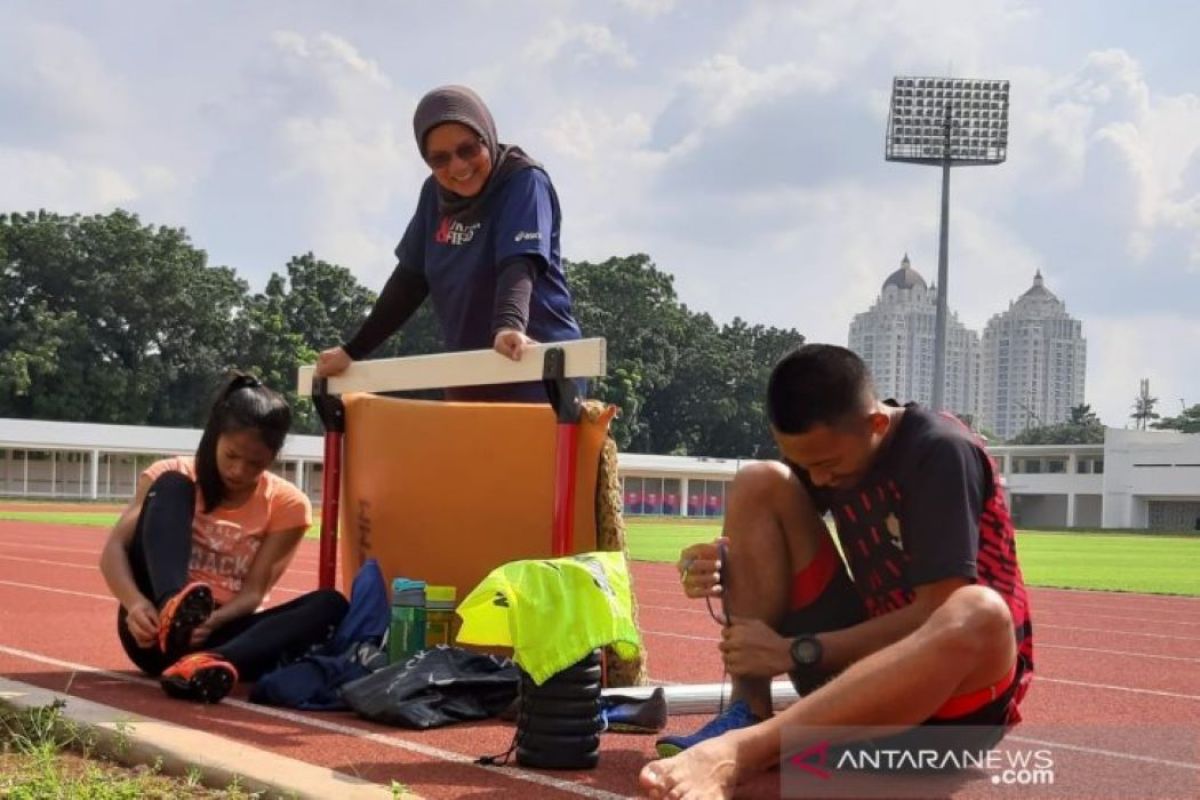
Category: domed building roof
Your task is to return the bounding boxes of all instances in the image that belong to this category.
[1019,270,1058,301]
[883,254,928,292]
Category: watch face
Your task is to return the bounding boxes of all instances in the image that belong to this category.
[792,637,820,665]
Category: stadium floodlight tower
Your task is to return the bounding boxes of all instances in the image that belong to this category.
[885,76,1009,411]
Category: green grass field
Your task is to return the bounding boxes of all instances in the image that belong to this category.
[0,511,124,528]
[0,510,323,539]
[625,518,1200,596]
[3,510,1198,596]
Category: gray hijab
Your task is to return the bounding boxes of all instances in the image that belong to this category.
[413,85,541,223]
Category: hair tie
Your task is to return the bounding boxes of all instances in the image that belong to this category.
[226,373,262,396]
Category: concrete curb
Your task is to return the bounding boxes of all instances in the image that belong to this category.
[0,675,417,799]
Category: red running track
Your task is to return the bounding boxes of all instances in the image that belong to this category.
[1,521,1198,798]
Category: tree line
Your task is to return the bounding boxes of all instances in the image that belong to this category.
[1,210,803,457]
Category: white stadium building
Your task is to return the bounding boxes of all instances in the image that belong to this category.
[2,418,1197,532]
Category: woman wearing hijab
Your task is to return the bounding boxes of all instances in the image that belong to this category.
[314,85,583,402]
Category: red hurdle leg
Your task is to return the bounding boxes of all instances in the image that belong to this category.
[318,430,342,589]
[552,421,580,556]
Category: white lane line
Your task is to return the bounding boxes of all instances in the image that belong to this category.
[641,629,719,643]
[1038,644,1200,664]
[639,603,708,615]
[0,554,95,570]
[638,575,1200,606]
[0,538,317,577]
[1038,623,1200,642]
[1027,600,1200,621]
[1038,611,1200,627]
[1006,735,1200,772]
[633,573,1200,606]
[0,577,303,602]
[0,644,626,799]
[0,580,115,602]
[1032,586,1200,603]
[1036,677,1200,702]
[0,542,105,556]
[639,587,705,599]
[0,554,316,594]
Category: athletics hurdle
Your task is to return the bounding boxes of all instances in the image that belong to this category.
[297,338,609,592]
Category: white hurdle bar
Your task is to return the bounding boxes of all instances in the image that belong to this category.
[603,682,801,716]
[297,337,607,397]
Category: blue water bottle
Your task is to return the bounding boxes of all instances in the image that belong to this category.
[389,578,427,664]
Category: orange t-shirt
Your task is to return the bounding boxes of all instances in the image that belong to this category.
[141,456,312,605]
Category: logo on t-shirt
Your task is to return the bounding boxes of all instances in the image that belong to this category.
[190,517,263,597]
[435,217,481,246]
[885,512,904,551]
[514,231,541,242]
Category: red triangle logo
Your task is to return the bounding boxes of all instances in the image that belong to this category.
[789,740,832,780]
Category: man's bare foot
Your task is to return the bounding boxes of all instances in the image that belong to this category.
[639,737,740,799]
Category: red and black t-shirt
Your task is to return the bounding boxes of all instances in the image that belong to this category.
[791,402,1034,697]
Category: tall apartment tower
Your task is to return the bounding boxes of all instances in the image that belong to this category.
[979,271,1087,439]
[848,255,979,417]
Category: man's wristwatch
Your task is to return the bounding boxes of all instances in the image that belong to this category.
[789,634,824,672]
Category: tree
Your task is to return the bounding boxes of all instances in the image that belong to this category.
[1007,403,1105,445]
[1152,404,1200,434]
[565,254,805,456]
[566,254,690,450]
[233,281,320,433]
[650,316,803,458]
[1068,404,1100,426]
[270,254,378,354]
[1130,379,1159,431]
[0,210,249,425]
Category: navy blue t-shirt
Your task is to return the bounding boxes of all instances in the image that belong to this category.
[394,168,581,353]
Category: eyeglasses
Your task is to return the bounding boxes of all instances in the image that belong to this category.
[425,138,484,170]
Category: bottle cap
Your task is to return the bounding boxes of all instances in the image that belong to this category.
[426,585,457,604]
[392,577,427,593]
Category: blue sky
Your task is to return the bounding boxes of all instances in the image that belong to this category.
[3,0,1199,427]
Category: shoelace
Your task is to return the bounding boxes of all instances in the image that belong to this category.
[477,685,525,766]
[704,540,731,716]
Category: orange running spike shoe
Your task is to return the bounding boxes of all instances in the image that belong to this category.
[157,582,214,655]
[160,652,238,703]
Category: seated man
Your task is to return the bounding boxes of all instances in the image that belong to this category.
[642,344,1034,798]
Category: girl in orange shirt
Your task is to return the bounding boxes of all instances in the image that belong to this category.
[99,374,347,703]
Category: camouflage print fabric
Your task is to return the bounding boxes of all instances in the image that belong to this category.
[582,400,647,687]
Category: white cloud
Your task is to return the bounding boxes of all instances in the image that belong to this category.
[206,30,424,280]
[679,55,836,128]
[542,107,653,163]
[617,0,677,17]
[1086,314,1200,428]
[524,21,636,69]
[722,0,1034,87]
[0,148,139,210]
[269,30,391,91]
[1039,49,1200,265]
[0,21,133,140]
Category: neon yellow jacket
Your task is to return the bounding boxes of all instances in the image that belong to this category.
[456,551,642,685]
